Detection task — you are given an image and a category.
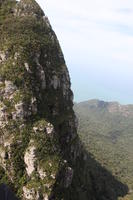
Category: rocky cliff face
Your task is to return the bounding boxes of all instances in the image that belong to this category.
[0,1,129,200]
[0,0,79,199]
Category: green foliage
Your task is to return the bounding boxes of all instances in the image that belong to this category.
[74,100,133,199]
[33,119,61,164]
[0,166,9,185]
[7,124,31,196]
[0,0,80,199]
[0,0,16,22]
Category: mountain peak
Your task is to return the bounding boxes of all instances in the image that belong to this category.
[0,0,16,5]
[15,0,44,18]
[76,99,133,117]
[0,1,78,199]
[78,99,108,108]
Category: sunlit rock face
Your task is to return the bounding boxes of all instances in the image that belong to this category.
[0,0,78,199]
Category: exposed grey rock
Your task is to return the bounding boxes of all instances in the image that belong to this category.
[4,80,17,98]
[43,194,49,200]
[43,16,51,28]
[37,167,47,180]
[23,186,39,200]
[30,97,37,114]
[35,55,46,90]
[51,75,60,89]
[14,0,44,18]
[46,123,54,136]
[64,167,73,188]
[14,52,20,60]
[13,102,24,120]
[0,102,8,128]
[24,63,31,73]
[0,148,6,168]
[0,51,8,63]
[24,142,36,176]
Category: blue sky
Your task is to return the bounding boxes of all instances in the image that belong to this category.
[37,0,133,104]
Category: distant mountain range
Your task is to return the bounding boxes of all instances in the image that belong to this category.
[74,99,133,200]
[75,99,133,116]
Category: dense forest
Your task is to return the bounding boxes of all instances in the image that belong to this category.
[74,99,133,200]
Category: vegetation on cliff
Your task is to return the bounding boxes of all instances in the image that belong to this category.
[0,1,129,200]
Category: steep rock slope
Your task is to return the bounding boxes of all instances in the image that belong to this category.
[0,0,77,199]
[0,1,129,200]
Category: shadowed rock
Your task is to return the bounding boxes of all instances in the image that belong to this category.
[0,184,18,200]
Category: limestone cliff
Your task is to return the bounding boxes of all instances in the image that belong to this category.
[0,1,129,200]
[0,0,78,199]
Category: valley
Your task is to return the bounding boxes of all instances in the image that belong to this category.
[74,99,133,200]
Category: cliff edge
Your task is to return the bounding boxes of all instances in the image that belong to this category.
[0,1,128,200]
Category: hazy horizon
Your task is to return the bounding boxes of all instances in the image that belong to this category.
[75,98,133,105]
[37,0,133,105]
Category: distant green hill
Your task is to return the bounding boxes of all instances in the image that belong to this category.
[74,99,133,200]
